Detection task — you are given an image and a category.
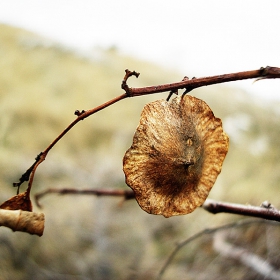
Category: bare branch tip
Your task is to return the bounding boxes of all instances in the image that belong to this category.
[124,69,140,78]
[121,69,140,96]
[255,66,280,83]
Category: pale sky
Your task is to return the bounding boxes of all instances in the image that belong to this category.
[1,0,280,100]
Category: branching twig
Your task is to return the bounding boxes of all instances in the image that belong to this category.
[13,66,280,198]
[157,219,280,280]
[13,94,128,194]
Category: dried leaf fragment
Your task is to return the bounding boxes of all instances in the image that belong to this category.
[0,190,32,211]
[123,95,229,217]
[0,191,44,235]
[0,209,45,236]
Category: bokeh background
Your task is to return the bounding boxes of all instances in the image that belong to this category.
[0,1,280,279]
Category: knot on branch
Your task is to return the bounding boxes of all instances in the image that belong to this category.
[13,152,44,194]
[121,69,140,96]
[256,66,280,82]
[74,110,85,117]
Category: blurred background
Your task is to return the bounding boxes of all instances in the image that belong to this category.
[0,1,280,279]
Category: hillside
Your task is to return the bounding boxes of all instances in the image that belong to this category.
[0,24,279,279]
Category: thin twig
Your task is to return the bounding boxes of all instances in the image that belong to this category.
[13,93,128,193]
[35,188,135,208]
[14,66,280,196]
[157,219,280,280]
[35,188,280,223]
[203,199,280,222]
[128,66,280,96]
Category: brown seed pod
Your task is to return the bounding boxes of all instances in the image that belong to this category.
[123,95,229,218]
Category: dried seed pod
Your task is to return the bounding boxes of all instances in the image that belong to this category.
[123,95,229,218]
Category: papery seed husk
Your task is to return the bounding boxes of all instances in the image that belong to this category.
[123,95,229,217]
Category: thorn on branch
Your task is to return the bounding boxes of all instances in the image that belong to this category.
[121,69,140,96]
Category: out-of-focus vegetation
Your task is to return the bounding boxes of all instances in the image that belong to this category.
[0,24,279,280]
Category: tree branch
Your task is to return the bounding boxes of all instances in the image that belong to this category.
[202,199,280,222]
[34,187,280,222]
[13,93,128,194]
[13,66,280,198]
[34,188,135,208]
[127,66,280,96]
